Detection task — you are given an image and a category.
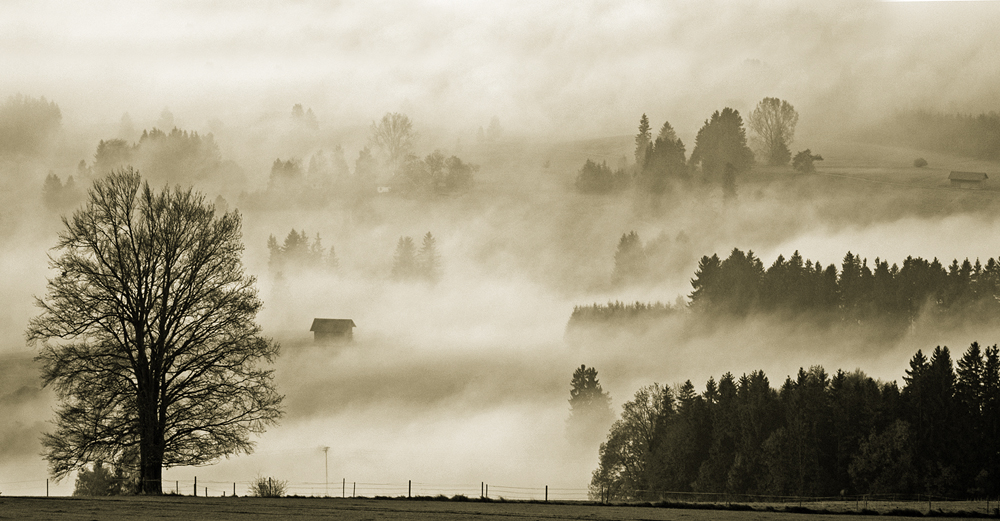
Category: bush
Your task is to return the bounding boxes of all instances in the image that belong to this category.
[914,158,928,167]
[73,461,128,496]
[248,475,287,497]
[792,149,824,173]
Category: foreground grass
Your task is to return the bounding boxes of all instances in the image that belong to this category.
[1,495,998,520]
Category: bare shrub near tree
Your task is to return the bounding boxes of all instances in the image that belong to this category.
[748,97,799,166]
[249,475,288,497]
[27,169,283,495]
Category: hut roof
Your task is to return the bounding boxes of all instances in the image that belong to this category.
[310,318,356,332]
[949,171,989,182]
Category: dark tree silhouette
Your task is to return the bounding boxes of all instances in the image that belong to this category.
[567,365,613,446]
[638,121,687,195]
[591,383,669,500]
[792,149,823,173]
[635,114,652,168]
[690,108,754,184]
[27,169,283,494]
[591,342,1000,498]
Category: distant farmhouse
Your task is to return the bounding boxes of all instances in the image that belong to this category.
[310,318,355,343]
[949,171,988,189]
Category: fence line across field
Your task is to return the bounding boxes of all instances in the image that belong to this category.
[3,477,999,514]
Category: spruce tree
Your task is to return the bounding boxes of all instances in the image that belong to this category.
[392,236,418,280]
[635,114,652,169]
[418,232,440,282]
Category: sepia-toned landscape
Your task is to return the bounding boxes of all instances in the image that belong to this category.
[3,1,1000,518]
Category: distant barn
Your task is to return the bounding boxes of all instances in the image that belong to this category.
[949,171,988,189]
[310,318,356,343]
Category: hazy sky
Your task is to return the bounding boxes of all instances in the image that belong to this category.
[3,0,1000,138]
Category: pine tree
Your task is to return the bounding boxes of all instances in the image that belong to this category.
[418,232,440,282]
[612,231,646,285]
[635,114,652,169]
[567,365,613,446]
[392,236,418,280]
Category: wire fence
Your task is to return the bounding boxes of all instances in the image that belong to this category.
[3,477,999,516]
[0,477,591,501]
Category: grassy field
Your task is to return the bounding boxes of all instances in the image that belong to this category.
[1,496,998,520]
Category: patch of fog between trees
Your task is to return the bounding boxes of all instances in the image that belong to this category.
[7,147,1000,493]
[165,215,1000,494]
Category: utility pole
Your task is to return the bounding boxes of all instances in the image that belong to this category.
[322,446,330,497]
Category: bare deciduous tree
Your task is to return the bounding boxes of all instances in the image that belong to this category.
[747,97,799,166]
[27,168,283,494]
[369,112,415,173]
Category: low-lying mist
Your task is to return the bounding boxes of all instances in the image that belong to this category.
[8,125,1000,494]
[6,1,1000,489]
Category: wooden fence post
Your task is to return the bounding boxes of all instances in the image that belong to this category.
[194,476,197,496]
[408,480,411,498]
[545,485,548,502]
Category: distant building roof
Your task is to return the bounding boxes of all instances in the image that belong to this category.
[310,318,356,333]
[949,171,988,182]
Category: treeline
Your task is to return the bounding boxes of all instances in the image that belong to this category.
[690,249,1000,325]
[267,148,476,197]
[267,229,338,275]
[883,110,1000,161]
[248,111,476,211]
[266,229,443,282]
[0,94,61,158]
[592,343,1000,499]
[569,301,678,326]
[90,127,236,187]
[392,232,440,282]
[574,99,818,200]
[575,111,754,199]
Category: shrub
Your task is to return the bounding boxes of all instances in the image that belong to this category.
[248,475,287,497]
[793,149,824,173]
[914,158,928,167]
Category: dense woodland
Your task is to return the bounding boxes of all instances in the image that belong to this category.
[690,249,1000,325]
[589,343,1000,500]
[571,247,1000,332]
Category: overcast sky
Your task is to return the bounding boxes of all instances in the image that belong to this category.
[2,0,999,138]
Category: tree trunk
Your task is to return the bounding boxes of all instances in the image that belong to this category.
[138,386,164,495]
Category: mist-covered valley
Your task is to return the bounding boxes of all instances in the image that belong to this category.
[4,0,1000,501]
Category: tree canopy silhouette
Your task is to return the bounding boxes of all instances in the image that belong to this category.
[748,97,798,166]
[27,169,283,494]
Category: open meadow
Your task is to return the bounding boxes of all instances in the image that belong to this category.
[1,496,998,521]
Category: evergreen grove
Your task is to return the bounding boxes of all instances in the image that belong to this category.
[690,249,1000,325]
[572,247,1000,330]
[592,343,1000,500]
